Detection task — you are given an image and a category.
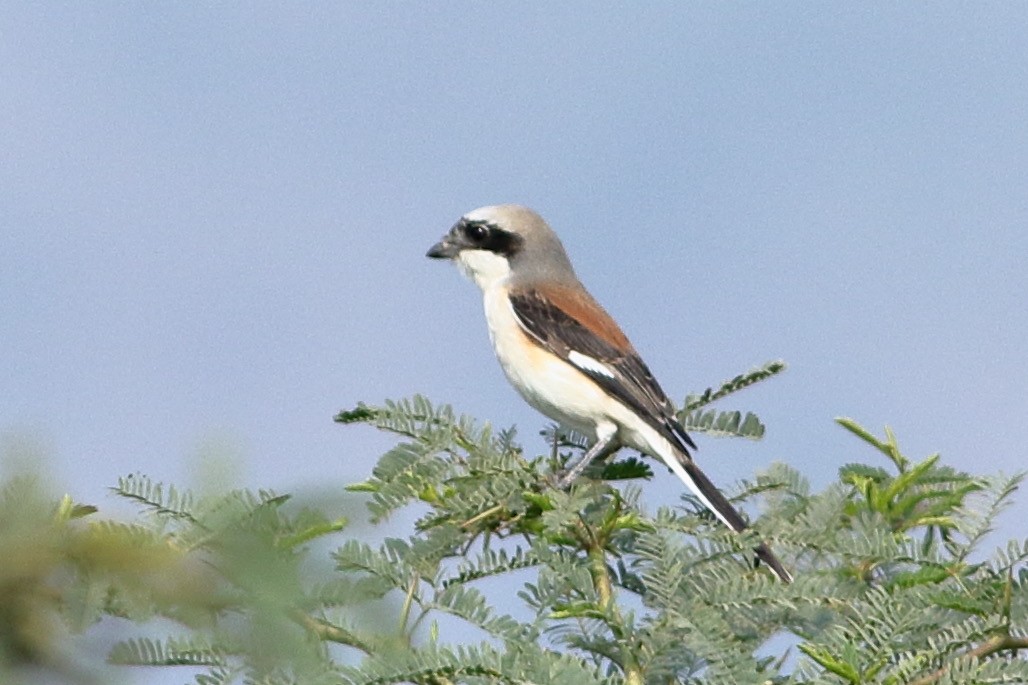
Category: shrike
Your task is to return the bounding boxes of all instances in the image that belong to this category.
[427,204,791,582]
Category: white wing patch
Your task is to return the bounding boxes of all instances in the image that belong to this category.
[568,350,615,378]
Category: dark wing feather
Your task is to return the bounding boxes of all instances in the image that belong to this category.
[509,288,697,455]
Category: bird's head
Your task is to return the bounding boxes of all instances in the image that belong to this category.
[427,204,576,290]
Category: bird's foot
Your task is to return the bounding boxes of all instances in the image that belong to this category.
[549,434,617,490]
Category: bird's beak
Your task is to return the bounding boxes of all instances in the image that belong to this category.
[426,236,459,259]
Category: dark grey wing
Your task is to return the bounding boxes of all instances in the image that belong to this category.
[509,289,697,455]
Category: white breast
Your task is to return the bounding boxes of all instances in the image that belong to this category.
[481,285,621,441]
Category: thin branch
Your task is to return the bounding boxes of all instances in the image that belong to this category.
[584,534,644,685]
[908,635,1028,685]
[460,505,504,530]
[292,611,373,654]
[398,570,419,638]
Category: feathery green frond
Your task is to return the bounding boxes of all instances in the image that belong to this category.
[7,369,1028,685]
[113,473,199,522]
[108,636,227,667]
[684,407,767,440]
[684,360,787,411]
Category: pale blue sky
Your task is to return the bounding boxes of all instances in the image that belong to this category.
[3,3,1027,681]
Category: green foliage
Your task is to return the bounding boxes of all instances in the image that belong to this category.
[1,361,1026,684]
[678,360,787,440]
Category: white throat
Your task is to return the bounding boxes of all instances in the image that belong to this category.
[456,249,512,291]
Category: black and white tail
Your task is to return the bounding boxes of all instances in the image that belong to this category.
[658,448,793,583]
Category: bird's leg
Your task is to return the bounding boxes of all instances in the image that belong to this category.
[555,433,618,488]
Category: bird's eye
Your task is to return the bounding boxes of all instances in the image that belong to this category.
[464,222,488,243]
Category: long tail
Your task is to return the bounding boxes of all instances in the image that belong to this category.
[659,449,793,583]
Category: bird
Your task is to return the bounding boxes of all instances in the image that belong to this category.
[426,204,792,583]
